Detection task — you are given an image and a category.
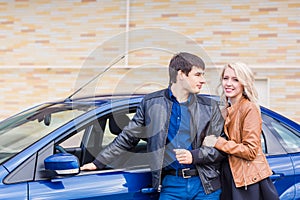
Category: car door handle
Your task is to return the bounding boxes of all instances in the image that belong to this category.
[270,172,284,181]
[141,187,156,194]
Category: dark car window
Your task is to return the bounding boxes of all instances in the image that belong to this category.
[102,113,135,146]
[57,109,148,170]
[60,129,85,148]
[102,112,148,169]
[262,113,300,154]
[271,121,300,153]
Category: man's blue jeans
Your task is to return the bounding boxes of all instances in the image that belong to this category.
[159,175,221,200]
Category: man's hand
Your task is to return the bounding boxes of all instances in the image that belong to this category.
[202,135,218,147]
[80,162,97,171]
[174,149,193,164]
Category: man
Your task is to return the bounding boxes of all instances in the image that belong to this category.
[81,52,224,199]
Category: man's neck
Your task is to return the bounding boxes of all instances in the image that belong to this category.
[170,84,189,103]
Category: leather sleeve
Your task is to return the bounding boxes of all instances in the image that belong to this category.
[191,101,226,164]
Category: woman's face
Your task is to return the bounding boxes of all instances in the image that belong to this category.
[222,67,244,104]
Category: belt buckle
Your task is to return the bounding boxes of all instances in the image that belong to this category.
[182,168,191,178]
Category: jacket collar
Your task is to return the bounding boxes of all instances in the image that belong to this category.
[229,96,247,111]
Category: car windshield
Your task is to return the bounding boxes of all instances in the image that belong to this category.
[0,103,94,164]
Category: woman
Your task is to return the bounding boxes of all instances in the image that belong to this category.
[203,63,279,199]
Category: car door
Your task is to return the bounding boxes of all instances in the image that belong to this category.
[262,113,300,200]
[29,168,154,199]
[28,108,159,200]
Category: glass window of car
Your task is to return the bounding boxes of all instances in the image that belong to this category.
[56,110,148,170]
[60,129,85,148]
[102,112,134,147]
[262,114,300,154]
[271,121,300,153]
[0,104,90,165]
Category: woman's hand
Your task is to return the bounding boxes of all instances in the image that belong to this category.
[202,135,218,147]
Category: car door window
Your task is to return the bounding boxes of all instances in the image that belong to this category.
[55,119,105,165]
[55,110,148,170]
[60,129,85,148]
[262,114,300,154]
[102,113,134,146]
[102,112,149,169]
[271,121,300,153]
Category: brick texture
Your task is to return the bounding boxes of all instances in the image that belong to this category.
[0,0,299,123]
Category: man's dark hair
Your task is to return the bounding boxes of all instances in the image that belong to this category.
[169,52,205,85]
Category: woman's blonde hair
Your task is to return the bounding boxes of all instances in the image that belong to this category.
[218,62,260,112]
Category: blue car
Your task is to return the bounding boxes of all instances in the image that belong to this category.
[0,94,299,199]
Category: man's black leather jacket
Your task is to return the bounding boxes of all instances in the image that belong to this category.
[93,89,225,194]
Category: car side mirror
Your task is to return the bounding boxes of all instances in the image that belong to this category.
[44,153,80,176]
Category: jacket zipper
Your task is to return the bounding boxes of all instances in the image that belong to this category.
[243,161,248,190]
[190,107,209,194]
[157,101,172,192]
[157,144,166,192]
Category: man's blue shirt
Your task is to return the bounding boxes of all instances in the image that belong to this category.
[164,88,194,170]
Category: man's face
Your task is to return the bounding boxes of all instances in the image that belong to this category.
[181,66,206,94]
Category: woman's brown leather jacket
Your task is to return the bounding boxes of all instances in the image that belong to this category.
[214,97,272,188]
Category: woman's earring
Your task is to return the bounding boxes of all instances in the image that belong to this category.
[243,90,248,98]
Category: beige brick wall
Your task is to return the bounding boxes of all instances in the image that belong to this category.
[0,0,299,123]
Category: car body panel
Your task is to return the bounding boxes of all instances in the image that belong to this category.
[267,154,296,199]
[291,153,300,199]
[29,170,156,200]
[0,164,27,200]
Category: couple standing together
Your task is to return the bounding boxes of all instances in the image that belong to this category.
[81,52,279,200]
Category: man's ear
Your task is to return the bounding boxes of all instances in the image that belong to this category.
[177,70,185,80]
